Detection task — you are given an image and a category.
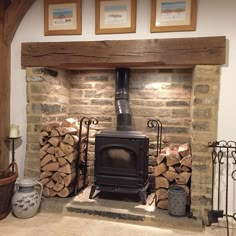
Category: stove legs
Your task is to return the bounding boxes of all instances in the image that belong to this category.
[89,183,149,205]
[139,183,149,205]
[139,190,147,205]
[89,185,97,199]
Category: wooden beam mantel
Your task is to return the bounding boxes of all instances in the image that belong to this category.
[22,36,226,69]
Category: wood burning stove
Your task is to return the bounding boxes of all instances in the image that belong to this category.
[89,68,149,204]
[90,130,149,203]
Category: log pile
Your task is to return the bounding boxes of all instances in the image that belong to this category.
[39,118,87,198]
[154,143,192,209]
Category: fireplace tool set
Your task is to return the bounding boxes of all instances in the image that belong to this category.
[208,140,236,236]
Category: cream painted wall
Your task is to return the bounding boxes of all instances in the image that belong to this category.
[11,0,236,213]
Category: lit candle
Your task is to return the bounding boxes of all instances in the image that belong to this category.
[9,124,20,138]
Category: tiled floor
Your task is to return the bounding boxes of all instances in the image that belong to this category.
[0,212,234,236]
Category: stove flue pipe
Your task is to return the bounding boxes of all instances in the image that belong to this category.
[115,68,132,131]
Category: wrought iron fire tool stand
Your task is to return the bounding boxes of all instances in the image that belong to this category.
[74,117,98,196]
[208,140,236,236]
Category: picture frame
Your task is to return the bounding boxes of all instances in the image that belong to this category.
[44,0,82,36]
[150,0,196,33]
[95,0,137,34]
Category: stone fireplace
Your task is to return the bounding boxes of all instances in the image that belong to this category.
[24,64,220,222]
[21,36,225,223]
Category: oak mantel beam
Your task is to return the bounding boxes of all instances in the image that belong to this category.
[22,36,226,69]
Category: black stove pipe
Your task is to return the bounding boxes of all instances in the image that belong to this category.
[115,68,132,131]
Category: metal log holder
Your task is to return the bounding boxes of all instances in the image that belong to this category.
[147,119,163,205]
[147,119,163,157]
[208,140,236,236]
[74,117,98,196]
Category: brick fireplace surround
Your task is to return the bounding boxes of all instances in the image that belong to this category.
[22,37,225,224]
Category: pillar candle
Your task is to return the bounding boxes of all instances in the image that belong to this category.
[9,125,20,138]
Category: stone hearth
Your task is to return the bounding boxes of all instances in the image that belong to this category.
[64,187,202,231]
[25,65,220,223]
[38,186,203,231]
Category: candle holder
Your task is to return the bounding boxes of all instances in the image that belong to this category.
[7,136,21,171]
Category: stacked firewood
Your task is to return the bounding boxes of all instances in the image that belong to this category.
[39,118,87,198]
[154,143,192,209]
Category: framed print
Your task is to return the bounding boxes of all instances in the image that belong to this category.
[95,0,137,34]
[44,0,82,36]
[150,0,196,32]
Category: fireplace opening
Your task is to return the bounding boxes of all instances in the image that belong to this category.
[89,68,150,204]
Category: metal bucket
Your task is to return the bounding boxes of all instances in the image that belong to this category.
[168,186,186,217]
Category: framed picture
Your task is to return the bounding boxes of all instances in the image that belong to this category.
[95,0,137,34]
[44,0,82,36]
[150,0,196,32]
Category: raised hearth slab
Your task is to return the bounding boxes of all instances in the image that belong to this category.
[62,186,203,232]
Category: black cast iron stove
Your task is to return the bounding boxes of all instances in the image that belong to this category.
[89,68,149,204]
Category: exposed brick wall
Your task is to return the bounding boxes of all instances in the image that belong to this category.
[25,65,220,223]
[190,65,220,222]
[25,68,70,177]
